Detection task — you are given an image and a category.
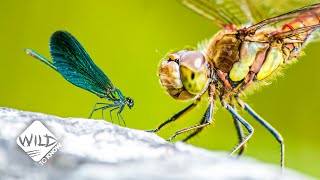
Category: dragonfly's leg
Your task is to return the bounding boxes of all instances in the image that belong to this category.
[230,102,246,156]
[236,97,285,173]
[221,100,254,156]
[167,98,214,141]
[89,102,109,118]
[145,98,201,133]
[181,115,205,142]
[168,84,215,141]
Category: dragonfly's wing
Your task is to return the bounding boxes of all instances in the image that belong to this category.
[308,28,320,42]
[50,31,114,97]
[243,0,320,24]
[270,25,320,40]
[246,3,320,34]
[177,0,252,27]
[178,0,320,28]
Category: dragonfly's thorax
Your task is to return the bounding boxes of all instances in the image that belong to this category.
[205,28,297,95]
[207,30,241,73]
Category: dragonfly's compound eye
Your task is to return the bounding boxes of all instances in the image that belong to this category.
[158,53,196,100]
[179,51,209,95]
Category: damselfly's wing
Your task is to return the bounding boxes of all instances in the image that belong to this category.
[50,31,114,97]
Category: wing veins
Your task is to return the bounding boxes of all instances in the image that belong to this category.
[50,31,115,97]
[247,3,320,33]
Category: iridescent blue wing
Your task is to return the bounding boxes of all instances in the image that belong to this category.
[50,31,114,98]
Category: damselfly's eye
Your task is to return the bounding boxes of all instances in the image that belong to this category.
[179,51,208,95]
[126,97,134,109]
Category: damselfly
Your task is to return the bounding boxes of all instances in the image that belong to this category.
[25,31,133,125]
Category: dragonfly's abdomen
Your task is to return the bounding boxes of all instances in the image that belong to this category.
[283,10,320,36]
[282,11,320,60]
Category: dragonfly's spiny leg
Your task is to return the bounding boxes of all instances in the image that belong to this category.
[167,122,211,141]
[181,116,206,142]
[89,102,111,118]
[236,97,285,174]
[181,84,216,142]
[222,100,254,156]
[145,98,201,133]
[230,102,246,156]
[168,95,214,141]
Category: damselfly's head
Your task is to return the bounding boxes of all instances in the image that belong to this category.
[159,50,210,100]
[126,97,134,109]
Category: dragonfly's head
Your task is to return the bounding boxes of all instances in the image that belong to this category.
[126,97,134,109]
[159,50,209,100]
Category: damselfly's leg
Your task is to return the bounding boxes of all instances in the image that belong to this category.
[230,102,246,156]
[235,97,285,173]
[145,98,201,133]
[101,108,105,119]
[117,106,126,127]
[101,105,113,119]
[89,102,110,118]
[221,100,254,156]
[108,107,119,123]
[89,103,117,119]
[167,84,215,141]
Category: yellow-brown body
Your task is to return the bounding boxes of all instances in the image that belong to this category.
[153,2,320,174]
[206,10,320,97]
[159,6,320,101]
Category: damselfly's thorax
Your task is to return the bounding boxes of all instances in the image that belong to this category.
[106,88,134,109]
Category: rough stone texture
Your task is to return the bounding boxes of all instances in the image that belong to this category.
[0,107,315,180]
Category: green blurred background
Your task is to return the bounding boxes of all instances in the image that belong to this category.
[1,0,319,177]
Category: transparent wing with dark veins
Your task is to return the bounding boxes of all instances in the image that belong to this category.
[177,0,320,28]
[270,25,320,40]
[241,0,320,24]
[246,3,320,34]
[50,31,115,98]
[177,0,252,27]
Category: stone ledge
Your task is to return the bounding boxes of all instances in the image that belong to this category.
[0,108,314,180]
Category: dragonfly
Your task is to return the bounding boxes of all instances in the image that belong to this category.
[147,0,320,173]
[25,31,134,125]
